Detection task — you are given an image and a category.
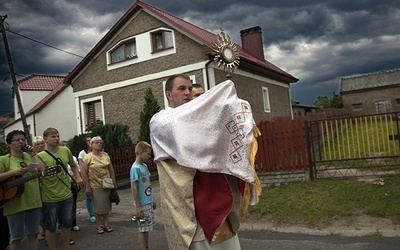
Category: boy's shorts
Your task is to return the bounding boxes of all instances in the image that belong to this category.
[138,203,155,233]
[43,197,74,232]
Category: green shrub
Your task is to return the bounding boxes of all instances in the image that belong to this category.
[90,123,132,148]
[0,140,9,155]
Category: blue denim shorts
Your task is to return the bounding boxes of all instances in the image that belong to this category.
[7,208,41,241]
[43,197,74,232]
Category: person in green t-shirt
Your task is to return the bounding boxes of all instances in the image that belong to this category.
[37,127,83,250]
[0,130,44,250]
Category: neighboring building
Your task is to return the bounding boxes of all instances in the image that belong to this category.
[340,69,400,116]
[65,0,298,140]
[292,103,317,117]
[3,74,77,141]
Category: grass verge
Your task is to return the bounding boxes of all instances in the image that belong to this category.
[248,175,400,228]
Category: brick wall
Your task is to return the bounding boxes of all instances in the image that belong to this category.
[258,170,310,188]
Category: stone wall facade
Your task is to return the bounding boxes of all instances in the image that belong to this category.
[258,170,310,188]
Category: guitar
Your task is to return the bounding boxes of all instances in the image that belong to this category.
[0,165,61,206]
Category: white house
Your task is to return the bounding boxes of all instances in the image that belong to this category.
[3,74,77,142]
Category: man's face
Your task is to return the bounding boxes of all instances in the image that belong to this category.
[44,133,60,147]
[192,87,204,99]
[166,77,193,108]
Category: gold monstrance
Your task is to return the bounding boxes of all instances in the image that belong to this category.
[211,29,240,79]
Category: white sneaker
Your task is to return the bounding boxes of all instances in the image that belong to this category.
[72,226,80,231]
[90,216,96,223]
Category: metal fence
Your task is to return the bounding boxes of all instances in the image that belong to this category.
[309,112,400,179]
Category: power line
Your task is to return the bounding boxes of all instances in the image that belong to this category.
[6,28,84,59]
[0,73,10,86]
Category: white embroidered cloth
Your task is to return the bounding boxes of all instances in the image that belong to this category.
[150,80,256,184]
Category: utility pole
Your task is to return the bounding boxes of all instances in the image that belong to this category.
[0,14,32,145]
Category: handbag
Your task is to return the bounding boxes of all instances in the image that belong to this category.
[102,177,114,189]
[110,188,120,205]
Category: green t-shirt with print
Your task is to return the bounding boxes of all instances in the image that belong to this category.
[0,153,42,216]
[37,146,75,203]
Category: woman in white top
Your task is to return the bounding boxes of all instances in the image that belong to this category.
[78,135,96,223]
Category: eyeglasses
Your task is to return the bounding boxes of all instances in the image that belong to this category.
[12,138,26,142]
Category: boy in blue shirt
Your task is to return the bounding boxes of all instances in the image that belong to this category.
[130,141,156,250]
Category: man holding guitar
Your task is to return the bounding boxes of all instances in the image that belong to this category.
[0,130,46,250]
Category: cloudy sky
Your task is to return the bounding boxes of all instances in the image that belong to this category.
[1,0,399,116]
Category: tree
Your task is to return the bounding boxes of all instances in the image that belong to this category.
[330,92,344,109]
[0,140,9,156]
[137,88,161,144]
[314,92,343,112]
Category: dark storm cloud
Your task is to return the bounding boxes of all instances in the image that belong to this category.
[0,0,399,116]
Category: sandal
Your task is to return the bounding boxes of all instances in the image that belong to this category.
[104,226,113,232]
[69,239,75,245]
[97,227,104,234]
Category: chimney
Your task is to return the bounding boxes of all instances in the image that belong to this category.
[240,26,265,61]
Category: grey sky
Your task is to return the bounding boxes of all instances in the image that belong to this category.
[1,0,399,116]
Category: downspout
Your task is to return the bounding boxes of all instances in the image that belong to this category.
[33,113,37,137]
[204,58,213,90]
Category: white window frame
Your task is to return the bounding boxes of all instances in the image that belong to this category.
[262,86,271,113]
[80,96,105,132]
[108,37,137,64]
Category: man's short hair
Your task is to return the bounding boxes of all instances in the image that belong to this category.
[165,74,191,92]
[135,141,152,155]
[43,127,59,138]
[192,83,202,88]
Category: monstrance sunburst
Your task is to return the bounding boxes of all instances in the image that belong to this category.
[212,29,240,79]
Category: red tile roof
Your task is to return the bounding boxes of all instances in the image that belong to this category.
[65,0,297,84]
[18,74,65,91]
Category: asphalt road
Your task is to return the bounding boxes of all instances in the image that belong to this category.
[37,219,400,250]
[34,181,400,249]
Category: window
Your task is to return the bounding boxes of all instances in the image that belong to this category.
[84,100,104,131]
[375,100,392,114]
[262,87,271,113]
[352,103,363,111]
[110,39,137,63]
[151,30,173,52]
[396,98,400,105]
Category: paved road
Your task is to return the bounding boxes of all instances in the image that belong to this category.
[34,181,400,249]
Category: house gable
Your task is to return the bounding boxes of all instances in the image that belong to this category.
[65,1,297,86]
[4,74,77,141]
[68,1,298,138]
